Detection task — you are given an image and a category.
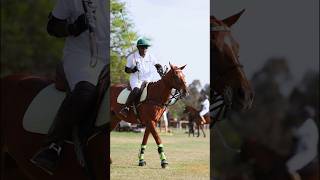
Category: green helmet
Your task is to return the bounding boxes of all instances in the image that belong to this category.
[136,38,151,47]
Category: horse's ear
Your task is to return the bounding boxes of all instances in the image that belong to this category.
[179,64,187,70]
[222,9,245,27]
[169,62,174,69]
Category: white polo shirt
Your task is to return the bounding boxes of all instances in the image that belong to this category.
[200,99,210,116]
[286,118,319,173]
[52,0,108,90]
[126,51,160,88]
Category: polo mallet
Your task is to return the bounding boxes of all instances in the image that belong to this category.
[82,0,98,67]
[119,9,140,79]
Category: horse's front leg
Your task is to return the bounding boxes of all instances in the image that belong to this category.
[149,121,168,168]
[138,126,150,166]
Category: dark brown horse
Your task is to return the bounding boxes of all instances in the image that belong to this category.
[110,63,188,168]
[240,138,319,180]
[184,106,210,137]
[1,74,109,180]
[210,9,254,122]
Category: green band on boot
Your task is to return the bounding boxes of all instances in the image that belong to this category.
[158,144,164,148]
[141,144,147,149]
[139,154,144,160]
[160,152,166,160]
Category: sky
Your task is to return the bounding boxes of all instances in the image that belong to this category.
[211,0,319,84]
[120,0,319,87]
[121,0,210,87]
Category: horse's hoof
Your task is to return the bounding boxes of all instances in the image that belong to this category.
[161,160,168,168]
[138,160,146,166]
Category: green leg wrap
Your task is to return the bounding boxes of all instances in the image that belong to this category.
[139,145,147,160]
[157,144,166,160]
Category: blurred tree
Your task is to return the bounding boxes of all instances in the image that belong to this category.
[1,0,63,77]
[184,79,202,108]
[110,0,139,84]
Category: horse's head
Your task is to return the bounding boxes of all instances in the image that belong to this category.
[183,106,193,114]
[165,63,188,98]
[211,10,254,111]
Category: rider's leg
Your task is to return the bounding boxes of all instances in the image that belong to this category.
[119,87,140,117]
[31,81,97,174]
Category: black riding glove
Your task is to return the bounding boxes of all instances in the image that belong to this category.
[68,14,89,37]
[132,66,139,73]
[125,66,139,73]
[155,64,164,77]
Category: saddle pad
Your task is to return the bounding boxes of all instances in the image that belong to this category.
[116,83,149,104]
[23,84,109,134]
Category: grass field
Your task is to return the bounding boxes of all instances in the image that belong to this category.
[111,128,210,180]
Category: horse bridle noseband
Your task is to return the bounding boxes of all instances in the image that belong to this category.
[210,25,244,128]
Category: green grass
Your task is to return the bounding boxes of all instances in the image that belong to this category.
[111,129,210,180]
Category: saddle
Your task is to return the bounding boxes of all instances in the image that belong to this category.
[23,63,110,142]
[117,82,148,105]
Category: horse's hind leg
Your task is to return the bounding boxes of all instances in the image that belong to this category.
[200,125,206,138]
[138,127,150,166]
[197,126,200,137]
[149,121,168,168]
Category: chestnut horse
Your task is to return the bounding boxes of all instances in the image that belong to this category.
[1,74,109,180]
[184,106,210,138]
[210,10,254,125]
[110,63,188,168]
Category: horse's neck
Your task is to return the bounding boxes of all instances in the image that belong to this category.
[148,76,172,105]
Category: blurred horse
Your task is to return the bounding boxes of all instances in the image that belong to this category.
[184,106,210,137]
[210,9,254,124]
[110,63,188,168]
[240,138,319,180]
[1,70,109,180]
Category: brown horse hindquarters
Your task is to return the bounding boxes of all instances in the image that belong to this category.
[110,84,165,125]
[1,75,108,180]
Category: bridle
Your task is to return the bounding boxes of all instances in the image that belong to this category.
[160,67,187,107]
[211,24,244,83]
[210,24,243,128]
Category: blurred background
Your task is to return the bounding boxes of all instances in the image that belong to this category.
[110,0,211,179]
[1,0,63,78]
[211,0,319,179]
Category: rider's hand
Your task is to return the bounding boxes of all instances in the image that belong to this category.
[132,66,139,73]
[68,14,89,36]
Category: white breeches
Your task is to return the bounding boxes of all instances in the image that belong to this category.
[129,75,143,89]
[63,53,106,90]
[199,108,209,116]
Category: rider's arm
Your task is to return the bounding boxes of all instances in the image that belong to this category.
[286,118,319,173]
[125,54,138,73]
[125,66,138,73]
[47,0,88,38]
[47,12,88,37]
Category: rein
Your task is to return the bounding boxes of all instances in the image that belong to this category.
[164,89,183,107]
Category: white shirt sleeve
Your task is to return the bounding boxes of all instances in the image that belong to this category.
[286,118,319,173]
[126,54,135,68]
[52,0,72,19]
